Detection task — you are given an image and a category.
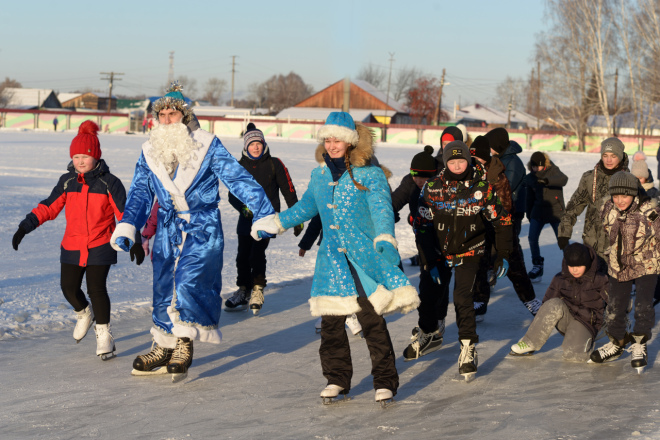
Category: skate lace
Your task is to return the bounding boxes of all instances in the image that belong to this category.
[459,343,475,364]
[228,288,246,303]
[410,331,432,353]
[171,340,191,363]
[598,341,621,357]
[627,342,647,360]
[251,288,264,304]
[141,342,168,363]
[524,299,541,314]
[438,320,446,337]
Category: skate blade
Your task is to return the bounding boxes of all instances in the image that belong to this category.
[99,352,116,361]
[224,306,248,312]
[508,350,535,357]
[475,315,485,323]
[251,308,261,316]
[131,367,169,376]
[635,367,646,374]
[453,372,477,383]
[171,371,188,383]
[377,398,395,408]
[530,278,542,284]
[353,331,364,339]
[321,395,350,405]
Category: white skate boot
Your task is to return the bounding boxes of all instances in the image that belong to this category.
[94,324,116,360]
[375,388,394,408]
[249,285,265,315]
[345,314,363,338]
[320,384,348,404]
[73,305,94,343]
[458,339,478,382]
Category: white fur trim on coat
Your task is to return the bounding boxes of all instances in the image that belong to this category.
[167,306,223,344]
[367,285,395,315]
[380,285,420,315]
[110,222,137,251]
[309,295,362,317]
[150,327,177,349]
[373,234,398,250]
[317,124,359,146]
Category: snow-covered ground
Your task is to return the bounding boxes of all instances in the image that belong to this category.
[1,131,659,439]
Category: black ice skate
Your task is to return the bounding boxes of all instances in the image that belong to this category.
[249,285,265,316]
[628,334,648,374]
[403,327,443,361]
[528,257,544,283]
[320,384,349,405]
[224,286,248,312]
[458,339,478,382]
[131,341,174,376]
[375,389,394,408]
[167,337,194,382]
[474,302,487,323]
[524,298,542,316]
[589,335,625,364]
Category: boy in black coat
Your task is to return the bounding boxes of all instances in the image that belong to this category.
[225,123,300,314]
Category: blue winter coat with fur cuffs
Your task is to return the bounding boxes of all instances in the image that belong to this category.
[277,125,419,317]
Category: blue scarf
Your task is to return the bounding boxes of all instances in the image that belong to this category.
[324,154,347,182]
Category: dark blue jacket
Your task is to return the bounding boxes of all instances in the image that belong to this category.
[498,141,526,216]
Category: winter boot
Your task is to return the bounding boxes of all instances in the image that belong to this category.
[474,302,487,323]
[73,305,95,343]
[628,334,648,373]
[411,319,445,338]
[224,286,248,312]
[167,337,194,374]
[249,285,265,315]
[509,340,535,356]
[528,257,544,283]
[524,298,542,316]
[458,339,478,380]
[345,313,362,337]
[589,334,626,363]
[94,324,115,360]
[320,384,348,404]
[133,341,174,372]
[403,327,443,361]
[375,389,394,407]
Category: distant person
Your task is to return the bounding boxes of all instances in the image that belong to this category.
[632,151,653,182]
[142,118,147,134]
[147,118,153,131]
[631,160,658,198]
[434,126,464,168]
[11,121,143,360]
[509,243,607,362]
[558,138,629,267]
[524,151,568,283]
[53,116,58,131]
[590,172,660,373]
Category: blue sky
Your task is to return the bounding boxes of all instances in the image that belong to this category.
[1,0,545,107]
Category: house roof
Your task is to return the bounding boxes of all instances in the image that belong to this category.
[57,93,83,104]
[459,103,526,126]
[275,107,380,123]
[350,80,406,113]
[1,88,61,109]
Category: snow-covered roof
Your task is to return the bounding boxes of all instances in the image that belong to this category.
[192,106,268,117]
[276,107,378,123]
[1,88,61,109]
[57,93,82,104]
[459,103,526,126]
[351,79,406,113]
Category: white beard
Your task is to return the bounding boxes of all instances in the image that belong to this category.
[147,123,203,175]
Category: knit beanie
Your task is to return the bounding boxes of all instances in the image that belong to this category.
[70,120,101,160]
[631,160,649,180]
[600,137,625,162]
[244,123,266,150]
[443,140,471,165]
[317,111,359,145]
[563,243,592,270]
[410,145,437,178]
[530,152,546,167]
[485,127,509,155]
[471,135,491,163]
[608,171,639,196]
[151,81,194,124]
[440,126,464,145]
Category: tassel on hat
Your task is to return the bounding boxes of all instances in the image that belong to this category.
[70,121,101,160]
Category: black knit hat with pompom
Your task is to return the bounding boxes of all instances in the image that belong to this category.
[410,145,438,178]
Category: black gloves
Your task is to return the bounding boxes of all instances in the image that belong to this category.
[537,177,549,185]
[293,223,304,237]
[12,227,26,251]
[558,237,570,250]
[130,240,145,265]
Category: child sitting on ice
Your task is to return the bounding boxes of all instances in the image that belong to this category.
[509,243,607,362]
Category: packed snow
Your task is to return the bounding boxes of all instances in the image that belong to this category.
[1,131,660,439]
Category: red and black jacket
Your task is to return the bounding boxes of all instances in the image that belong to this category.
[19,160,126,266]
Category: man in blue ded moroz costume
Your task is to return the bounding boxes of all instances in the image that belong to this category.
[110,83,275,379]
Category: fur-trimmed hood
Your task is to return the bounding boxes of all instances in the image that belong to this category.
[314,122,392,179]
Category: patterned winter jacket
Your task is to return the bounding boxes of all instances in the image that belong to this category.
[19,160,126,266]
[543,245,608,338]
[498,141,526,217]
[524,155,568,223]
[415,162,513,267]
[482,156,513,214]
[601,192,660,282]
[559,155,629,259]
[277,123,419,317]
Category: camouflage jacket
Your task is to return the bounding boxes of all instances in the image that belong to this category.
[601,194,660,282]
[558,156,629,259]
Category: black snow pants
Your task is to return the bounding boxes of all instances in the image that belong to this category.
[236,234,270,290]
[60,263,111,325]
[418,266,450,334]
[607,274,657,341]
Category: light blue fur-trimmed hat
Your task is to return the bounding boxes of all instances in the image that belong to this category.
[317,112,359,145]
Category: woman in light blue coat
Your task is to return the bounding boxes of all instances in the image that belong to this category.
[252,112,419,405]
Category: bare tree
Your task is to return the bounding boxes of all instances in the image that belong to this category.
[0,77,21,107]
[392,66,422,102]
[256,72,313,114]
[202,78,227,106]
[493,76,529,113]
[356,63,386,89]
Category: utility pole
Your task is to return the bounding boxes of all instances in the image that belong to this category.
[507,95,513,128]
[100,72,123,112]
[537,60,541,130]
[168,51,175,85]
[613,67,618,137]
[231,55,237,107]
[433,68,446,126]
[383,52,395,141]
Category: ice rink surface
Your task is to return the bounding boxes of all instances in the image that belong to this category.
[1,131,659,439]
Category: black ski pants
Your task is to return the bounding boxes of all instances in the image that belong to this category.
[418,266,450,334]
[60,263,111,325]
[319,296,399,395]
[607,274,657,341]
[452,262,480,343]
[235,234,270,290]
